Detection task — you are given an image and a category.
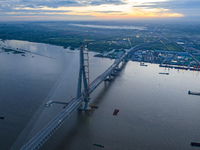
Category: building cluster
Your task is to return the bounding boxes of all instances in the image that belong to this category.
[132,50,200,68]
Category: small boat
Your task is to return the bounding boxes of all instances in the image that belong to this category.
[93,143,104,148]
[159,64,173,68]
[113,109,119,115]
[159,72,169,75]
[45,100,53,107]
[91,106,98,109]
[140,62,148,67]
[191,142,200,147]
[0,116,4,119]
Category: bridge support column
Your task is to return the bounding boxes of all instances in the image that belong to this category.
[109,73,112,80]
[77,43,91,111]
[82,101,90,110]
[115,66,119,70]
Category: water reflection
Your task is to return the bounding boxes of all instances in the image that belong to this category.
[69,23,147,30]
[0,39,199,150]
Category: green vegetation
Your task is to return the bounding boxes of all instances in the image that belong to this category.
[2,47,25,54]
[165,43,183,52]
[2,48,14,52]
[0,21,200,53]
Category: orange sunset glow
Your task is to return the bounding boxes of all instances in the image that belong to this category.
[0,0,186,21]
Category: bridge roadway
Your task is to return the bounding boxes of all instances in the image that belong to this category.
[20,40,159,150]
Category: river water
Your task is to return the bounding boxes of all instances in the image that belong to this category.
[0,40,200,150]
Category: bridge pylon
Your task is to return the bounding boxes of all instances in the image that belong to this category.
[77,42,91,110]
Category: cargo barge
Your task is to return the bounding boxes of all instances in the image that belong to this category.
[93,144,104,148]
[188,91,200,96]
[191,142,200,147]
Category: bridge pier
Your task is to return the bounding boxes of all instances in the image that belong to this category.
[104,66,120,82]
[109,73,112,80]
[79,101,90,111]
[104,73,113,82]
[84,101,91,110]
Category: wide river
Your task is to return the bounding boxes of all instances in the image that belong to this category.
[0,40,200,150]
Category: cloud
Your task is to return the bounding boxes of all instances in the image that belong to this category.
[0,0,126,19]
[134,0,200,9]
[0,0,125,10]
[133,0,200,16]
[0,2,71,15]
[35,1,80,8]
[0,0,199,20]
[94,11,123,13]
[7,9,72,15]
[88,0,125,6]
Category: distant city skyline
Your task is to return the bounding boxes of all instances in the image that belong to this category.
[0,0,200,21]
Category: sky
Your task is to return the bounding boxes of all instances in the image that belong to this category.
[0,0,199,21]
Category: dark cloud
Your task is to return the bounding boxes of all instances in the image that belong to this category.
[0,0,126,20]
[0,0,125,10]
[0,1,71,15]
[9,9,71,14]
[42,0,125,7]
[35,1,80,8]
[26,5,36,8]
[0,0,125,20]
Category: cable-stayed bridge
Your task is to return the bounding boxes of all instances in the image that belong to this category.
[20,40,159,150]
